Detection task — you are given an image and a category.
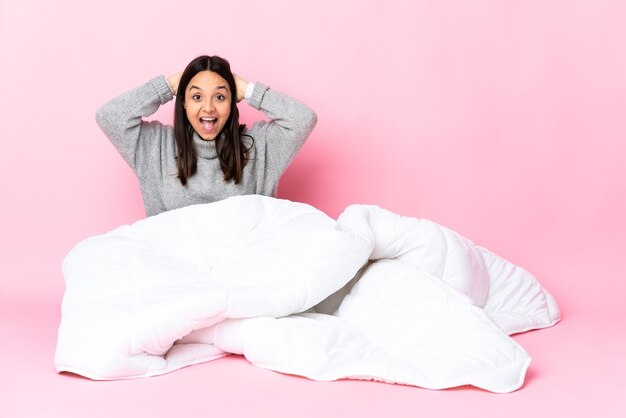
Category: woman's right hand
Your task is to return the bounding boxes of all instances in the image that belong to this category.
[167,72,182,96]
[233,73,249,103]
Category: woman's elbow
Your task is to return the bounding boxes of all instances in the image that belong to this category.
[95,104,109,130]
[302,107,318,135]
[95,103,120,136]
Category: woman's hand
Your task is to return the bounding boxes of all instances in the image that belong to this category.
[233,73,249,103]
[167,72,182,96]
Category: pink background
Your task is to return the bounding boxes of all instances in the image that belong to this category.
[1,0,624,417]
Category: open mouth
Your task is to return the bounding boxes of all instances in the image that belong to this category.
[199,117,217,131]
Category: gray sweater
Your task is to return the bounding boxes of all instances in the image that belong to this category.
[96,76,317,216]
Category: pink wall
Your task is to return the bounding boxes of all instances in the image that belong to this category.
[1,1,624,314]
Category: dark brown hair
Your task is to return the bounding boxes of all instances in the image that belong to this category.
[174,55,251,185]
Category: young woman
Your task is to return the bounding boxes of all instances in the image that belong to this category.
[96,55,317,216]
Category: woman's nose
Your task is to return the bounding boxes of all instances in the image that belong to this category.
[203,100,216,112]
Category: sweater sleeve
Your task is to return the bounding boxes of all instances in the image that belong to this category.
[246,83,317,194]
[95,76,173,175]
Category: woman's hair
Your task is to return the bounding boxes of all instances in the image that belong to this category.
[174,55,251,186]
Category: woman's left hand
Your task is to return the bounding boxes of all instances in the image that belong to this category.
[233,73,248,103]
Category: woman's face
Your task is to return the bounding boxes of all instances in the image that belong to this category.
[184,70,232,140]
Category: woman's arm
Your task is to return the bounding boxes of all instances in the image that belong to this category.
[243,80,318,192]
[95,76,174,174]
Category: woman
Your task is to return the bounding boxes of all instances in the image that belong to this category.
[96,55,317,217]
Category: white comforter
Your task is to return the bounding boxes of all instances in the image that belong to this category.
[55,196,560,393]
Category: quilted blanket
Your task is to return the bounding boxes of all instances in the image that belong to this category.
[55,195,560,393]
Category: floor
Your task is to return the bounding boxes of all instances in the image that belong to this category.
[1,292,624,418]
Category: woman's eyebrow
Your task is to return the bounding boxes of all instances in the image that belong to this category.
[189,85,229,91]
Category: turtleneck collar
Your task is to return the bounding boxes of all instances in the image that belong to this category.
[192,132,219,160]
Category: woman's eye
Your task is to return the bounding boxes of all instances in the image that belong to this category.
[216,94,225,101]
[192,94,201,101]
